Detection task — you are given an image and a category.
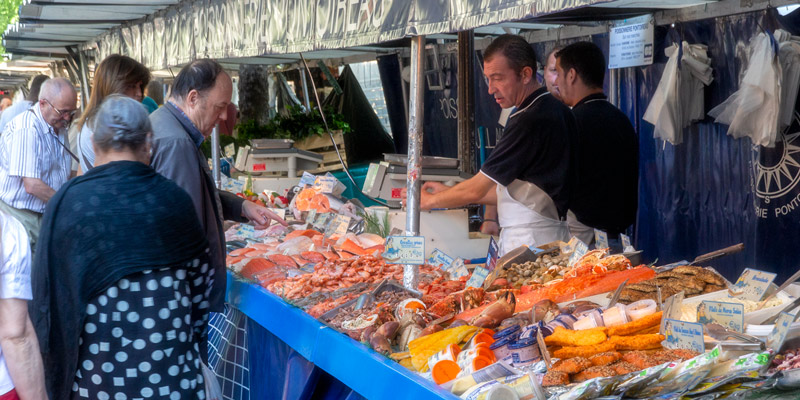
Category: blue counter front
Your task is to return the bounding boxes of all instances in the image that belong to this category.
[222,271,458,399]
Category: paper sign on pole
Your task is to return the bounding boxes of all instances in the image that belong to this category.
[609,14,654,69]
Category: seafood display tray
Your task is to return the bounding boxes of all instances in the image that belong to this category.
[318,280,421,323]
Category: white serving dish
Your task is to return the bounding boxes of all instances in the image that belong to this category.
[680,289,794,325]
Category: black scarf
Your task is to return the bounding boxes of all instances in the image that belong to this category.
[30,160,208,400]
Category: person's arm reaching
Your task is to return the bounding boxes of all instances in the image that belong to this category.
[0,298,47,400]
[403,173,497,210]
[21,178,55,203]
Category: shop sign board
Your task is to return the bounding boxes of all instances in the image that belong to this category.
[609,14,654,69]
[383,236,425,265]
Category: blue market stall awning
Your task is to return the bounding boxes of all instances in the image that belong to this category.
[225,271,459,400]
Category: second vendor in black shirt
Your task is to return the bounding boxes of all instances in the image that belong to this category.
[554,41,639,247]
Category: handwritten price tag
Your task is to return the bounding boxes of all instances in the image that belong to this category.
[594,229,609,249]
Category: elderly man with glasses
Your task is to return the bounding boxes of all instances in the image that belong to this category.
[0,77,77,250]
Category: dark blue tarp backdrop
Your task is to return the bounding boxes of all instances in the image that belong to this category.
[532,10,800,283]
[377,51,503,171]
[379,9,800,283]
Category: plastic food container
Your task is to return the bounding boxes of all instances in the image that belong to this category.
[472,332,496,346]
[458,346,496,365]
[432,359,461,384]
[429,343,461,367]
[457,355,494,378]
[490,337,513,361]
[493,325,520,340]
[508,338,540,367]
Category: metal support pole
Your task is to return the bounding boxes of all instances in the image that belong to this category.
[457,30,475,174]
[77,49,90,111]
[404,35,425,290]
[609,69,619,107]
[211,124,221,189]
[300,67,312,112]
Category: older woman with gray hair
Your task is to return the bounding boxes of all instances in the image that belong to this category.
[31,95,214,399]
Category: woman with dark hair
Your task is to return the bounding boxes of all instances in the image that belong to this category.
[76,54,150,173]
[31,95,214,399]
[142,80,164,114]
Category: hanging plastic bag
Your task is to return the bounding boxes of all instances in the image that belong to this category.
[709,33,781,147]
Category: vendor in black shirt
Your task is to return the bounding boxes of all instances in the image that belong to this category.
[554,42,639,247]
[403,35,577,255]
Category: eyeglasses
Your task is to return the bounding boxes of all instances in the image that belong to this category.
[43,99,77,119]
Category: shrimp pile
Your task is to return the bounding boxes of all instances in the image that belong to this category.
[267,255,440,299]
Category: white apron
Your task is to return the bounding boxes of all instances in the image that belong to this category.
[497,182,569,256]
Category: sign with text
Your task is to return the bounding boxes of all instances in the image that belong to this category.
[382,236,425,265]
[567,240,589,267]
[594,229,609,249]
[609,14,654,69]
[446,258,470,279]
[731,268,777,301]
[698,301,744,333]
[428,248,455,268]
[663,319,705,353]
[486,237,500,272]
[324,215,351,238]
[767,312,796,352]
[466,266,490,289]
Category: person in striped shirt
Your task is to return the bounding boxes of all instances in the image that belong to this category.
[0,78,77,250]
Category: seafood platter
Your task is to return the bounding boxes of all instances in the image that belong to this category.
[224,176,800,398]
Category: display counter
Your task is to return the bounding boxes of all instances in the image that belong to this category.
[225,271,459,399]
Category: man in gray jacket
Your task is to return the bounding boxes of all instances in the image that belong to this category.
[150,59,285,311]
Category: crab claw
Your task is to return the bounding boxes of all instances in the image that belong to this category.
[470,291,516,329]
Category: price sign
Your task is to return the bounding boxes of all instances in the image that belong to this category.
[567,240,589,267]
[466,266,490,289]
[224,143,236,158]
[324,215,351,237]
[663,319,705,353]
[446,258,470,279]
[731,268,777,301]
[312,212,332,230]
[306,209,317,224]
[299,171,317,187]
[428,248,455,268]
[485,237,500,272]
[314,176,340,194]
[382,236,425,265]
[767,312,796,352]
[594,229,609,249]
[236,224,260,241]
[699,301,744,333]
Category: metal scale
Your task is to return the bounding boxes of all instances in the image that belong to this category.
[363,153,472,207]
